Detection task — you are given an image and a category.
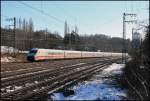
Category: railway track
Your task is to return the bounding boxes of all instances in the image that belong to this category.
[1,58,106,72]
[1,58,117,87]
[1,57,115,78]
[1,58,112,87]
[1,57,121,100]
[1,58,107,78]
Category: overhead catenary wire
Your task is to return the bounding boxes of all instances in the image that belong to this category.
[41,0,43,13]
[52,2,77,24]
[17,1,70,35]
[53,3,79,33]
[99,16,120,28]
[15,2,62,31]
[17,1,86,34]
[13,1,127,36]
[18,1,65,24]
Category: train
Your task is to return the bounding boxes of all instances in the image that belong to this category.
[27,48,123,61]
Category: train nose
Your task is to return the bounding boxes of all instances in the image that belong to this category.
[27,56,34,61]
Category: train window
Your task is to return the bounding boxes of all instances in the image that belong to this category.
[29,50,37,54]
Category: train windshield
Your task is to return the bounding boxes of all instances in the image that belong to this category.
[29,50,37,54]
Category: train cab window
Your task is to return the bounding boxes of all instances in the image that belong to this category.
[29,50,37,54]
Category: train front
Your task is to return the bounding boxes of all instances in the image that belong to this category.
[27,48,38,61]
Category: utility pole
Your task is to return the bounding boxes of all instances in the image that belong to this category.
[122,13,137,63]
[122,13,126,63]
[6,17,16,57]
[14,17,16,57]
[132,26,146,65]
[69,31,72,50]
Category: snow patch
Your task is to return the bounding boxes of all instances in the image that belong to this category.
[50,81,127,100]
[50,93,65,100]
[1,57,16,62]
[101,63,125,77]
[1,46,28,54]
[1,46,18,54]
[48,63,127,100]
[103,63,124,74]
[15,86,22,90]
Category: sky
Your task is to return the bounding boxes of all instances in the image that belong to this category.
[1,1,149,39]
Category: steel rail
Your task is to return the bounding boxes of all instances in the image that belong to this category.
[1,58,116,87]
[1,62,105,99]
[14,61,116,100]
[1,58,103,77]
[1,58,121,100]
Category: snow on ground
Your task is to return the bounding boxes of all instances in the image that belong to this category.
[1,46,28,54]
[103,63,124,73]
[1,46,18,54]
[60,83,126,100]
[48,63,127,100]
[1,46,28,62]
[1,56,16,62]
[100,63,125,77]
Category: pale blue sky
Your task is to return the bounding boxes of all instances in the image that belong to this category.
[1,1,149,39]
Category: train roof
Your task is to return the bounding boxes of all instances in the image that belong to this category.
[29,48,123,54]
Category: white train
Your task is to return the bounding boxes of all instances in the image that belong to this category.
[27,48,122,61]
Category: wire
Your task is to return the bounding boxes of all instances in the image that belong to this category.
[41,0,43,13]
[18,1,65,24]
[17,1,86,34]
[53,2,77,24]
[93,15,120,32]
[15,2,62,31]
